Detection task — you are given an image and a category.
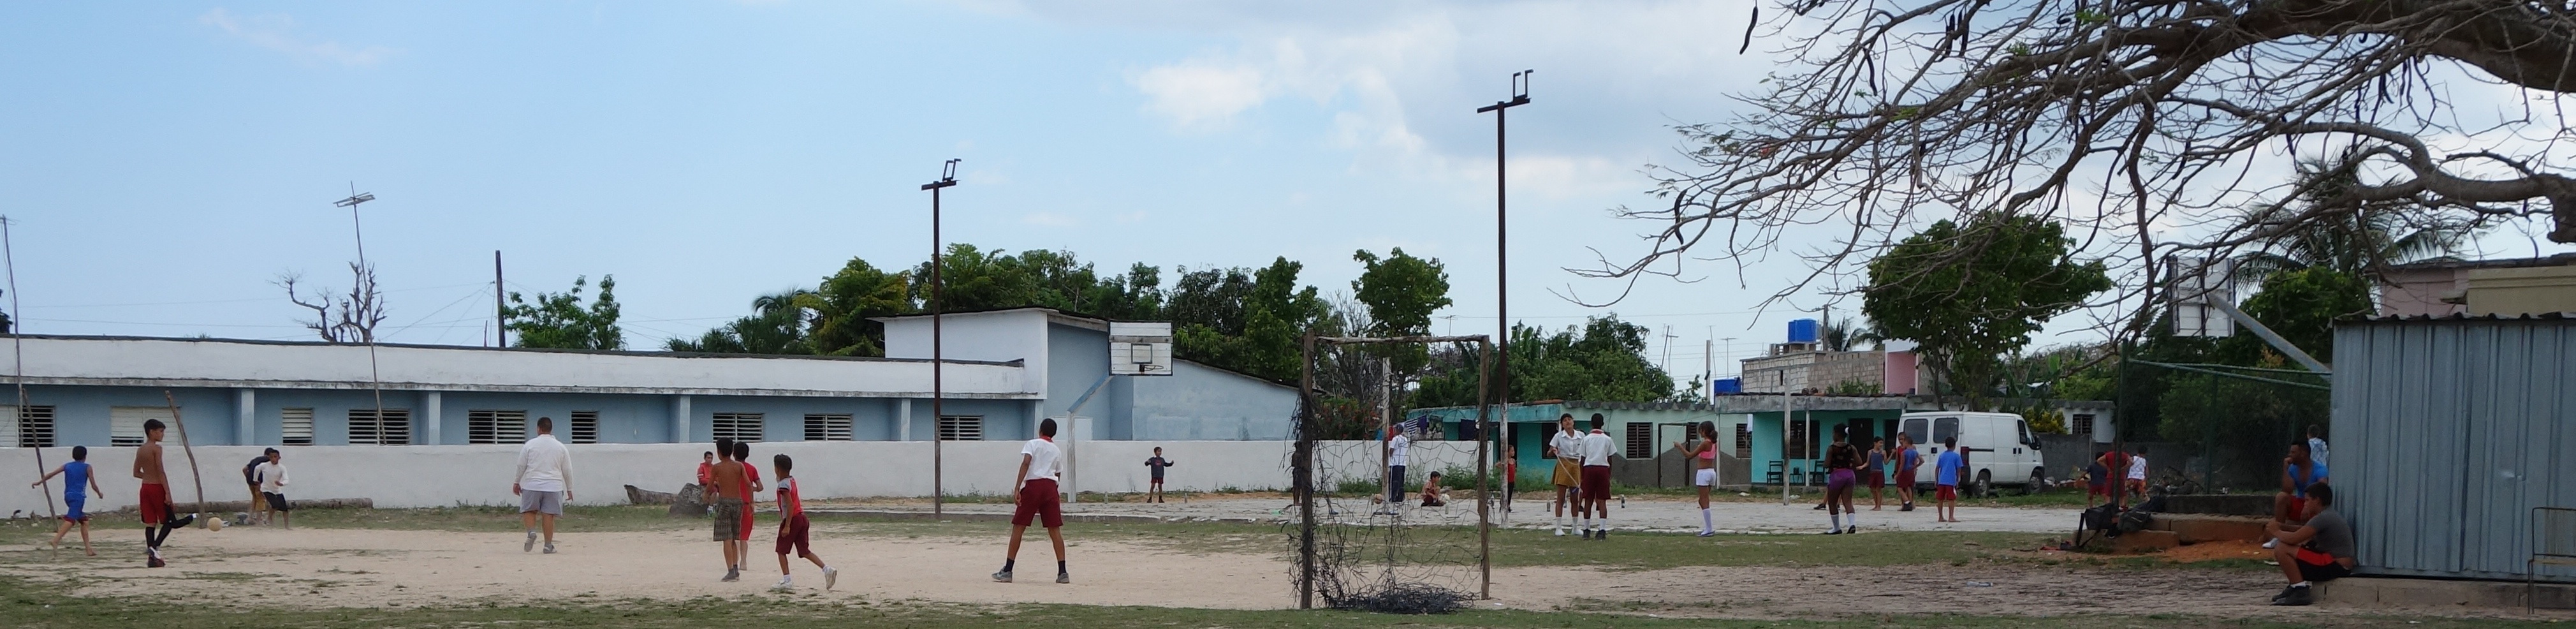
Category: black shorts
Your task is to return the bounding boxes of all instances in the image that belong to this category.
[263,492,291,512]
[2295,550,2352,581]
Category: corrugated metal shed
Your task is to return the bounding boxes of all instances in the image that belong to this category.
[2334,313,2576,581]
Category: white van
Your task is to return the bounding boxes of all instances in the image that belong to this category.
[1894,411,2045,496]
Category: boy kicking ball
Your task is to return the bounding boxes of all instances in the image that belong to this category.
[31,445,103,556]
[769,454,837,591]
[994,418,1068,584]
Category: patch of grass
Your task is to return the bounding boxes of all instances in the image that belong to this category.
[288,505,692,533]
[0,574,2548,629]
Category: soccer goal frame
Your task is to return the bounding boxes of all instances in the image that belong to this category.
[1292,332,1495,609]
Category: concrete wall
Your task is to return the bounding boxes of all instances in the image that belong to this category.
[1,440,1484,515]
[882,309,1056,398]
[2466,265,2576,316]
[1127,362,1298,441]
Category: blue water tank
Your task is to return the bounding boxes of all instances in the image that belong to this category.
[1787,318,1820,343]
[1712,378,1743,394]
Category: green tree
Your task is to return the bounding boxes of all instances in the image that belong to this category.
[506,276,625,350]
[1864,213,2111,411]
[665,290,811,354]
[1416,316,1674,406]
[1350,248,1453,377]
[2215,267,2372,366]
[801,258,913,356]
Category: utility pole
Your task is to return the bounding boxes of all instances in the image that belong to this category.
[493,251,506,347]
[333,184,390,441]
[923,159,960,517]
[1475,70,1532,484]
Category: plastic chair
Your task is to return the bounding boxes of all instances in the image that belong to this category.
[2533,507,2576,613]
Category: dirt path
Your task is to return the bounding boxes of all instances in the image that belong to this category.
[1,524,2545,621]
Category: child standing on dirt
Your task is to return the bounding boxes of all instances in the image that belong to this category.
[1144,447,1175,503]
[708,437,746,582]
[135,419,193,567]
[31,445,103,555]
[733,441,763,572]
[257,448,291,529]
[1894,433,1921,512]
[770,454,836,591]
[994,418,1069,584]
[1934,438,1964,523]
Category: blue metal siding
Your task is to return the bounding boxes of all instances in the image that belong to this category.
[2337,317,2576,582]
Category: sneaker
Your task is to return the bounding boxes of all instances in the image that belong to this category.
[722,568,740,582]
[168,514,196,529]
[1824,528,1843,535]
[1553,528,1567,536]
[773,577,793,591]
[824,566,838,591]
[1697,531,1717,537]
[147,556,166,568]
[1899,503,1914,512]
[1812,503,1827,510]
[2271,586,2295,603]
[542,543,557,554]
[2272,586,2314,606]
[2262,538,2279,549]
[1846,526,1859,535]
[525,531,539,552]
[1055,572,1070,584]
[992,570,1013,583]
[1595,529,1608,540]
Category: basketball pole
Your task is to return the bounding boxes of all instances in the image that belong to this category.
[3,216,57,523]
[163,390,207,525]
[922,159,958,517]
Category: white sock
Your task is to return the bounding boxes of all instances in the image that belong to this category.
[1848,513,1859,528]
[1830,514,1841,529]
[2291,581,2311,588]
[1595,516,1607,531]
[1700,508,1713,533]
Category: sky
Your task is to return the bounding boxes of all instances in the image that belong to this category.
[3,1,2568,383]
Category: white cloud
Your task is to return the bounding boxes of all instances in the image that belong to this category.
[200,8,394,67]
[1132,62,1271,130]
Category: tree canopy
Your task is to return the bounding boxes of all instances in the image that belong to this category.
[505,275,625,350]
[1864,213,2111,410]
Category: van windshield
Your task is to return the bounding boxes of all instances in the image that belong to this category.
[1932,417,1959,446]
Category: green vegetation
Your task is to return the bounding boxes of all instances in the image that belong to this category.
[1864,212,2112,411]
[504,275,625,350]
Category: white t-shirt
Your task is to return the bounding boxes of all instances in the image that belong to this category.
[1579,430,1617,466]
[2126,455,2148,480]
[1387,434,1411,467]
[257,461,288,493]
[1020,437,1062,482]
[2309,437,2329,468]
[515,434,572,493]
[1549,429,1584,461]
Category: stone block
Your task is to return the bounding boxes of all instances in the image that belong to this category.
[2151,514,2269,543]
[2110,529,2179,552]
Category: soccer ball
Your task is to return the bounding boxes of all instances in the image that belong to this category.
[206,517,224,531]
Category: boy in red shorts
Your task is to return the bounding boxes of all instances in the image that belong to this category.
[133,419,193,567]
[769,454,836,591]
[733,441,763,571]
[994,418,1067,584]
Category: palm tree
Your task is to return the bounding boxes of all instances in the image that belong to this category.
[2232,149,2480,284]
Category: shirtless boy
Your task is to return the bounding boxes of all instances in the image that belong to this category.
[134,419,193,567]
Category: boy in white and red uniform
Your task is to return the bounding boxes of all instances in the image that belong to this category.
[769,454,836,591]
[994,418,1069,584]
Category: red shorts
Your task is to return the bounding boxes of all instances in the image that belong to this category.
[739,507,756,540]
[140,483,170,524]
[1580,466,1611,500]
[1894,471,1916,489]
[1936,485,1958,501]
[1013,478,1064,528]
[774,514,811,556]
[1868,471,1886,489]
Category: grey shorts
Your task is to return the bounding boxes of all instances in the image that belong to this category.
[519,489,564,515]
[711,499,744,541]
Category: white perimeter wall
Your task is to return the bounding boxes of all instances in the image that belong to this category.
[0,440,1494,514]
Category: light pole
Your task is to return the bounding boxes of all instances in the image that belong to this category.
[922,159,959,517]
[1475,70,1530,474]
[333,185,390,441]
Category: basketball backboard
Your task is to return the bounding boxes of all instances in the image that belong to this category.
[1108,322,1175,376]
[2165,255,2236,337]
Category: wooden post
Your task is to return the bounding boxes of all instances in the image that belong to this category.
[163,391,207,524]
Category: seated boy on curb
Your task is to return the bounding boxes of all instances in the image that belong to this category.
[2264,482,2355,606]
[1419,471,1447,507]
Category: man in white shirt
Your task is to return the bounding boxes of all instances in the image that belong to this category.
[1384,426,1412,512]
[256,448,291,529]
[1579,414,1620,540]
[512,416,573,554]
[1548,415,1585,536]
[2307,425,2329,469]
[995,418,1069,584]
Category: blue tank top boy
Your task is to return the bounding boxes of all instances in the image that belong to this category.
[2287,461,2328,497]
[62,461,90,498]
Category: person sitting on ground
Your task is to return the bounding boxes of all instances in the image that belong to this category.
[2266,440,2329,549]
[1419,471,1448,507]
[2264,482,2355,606]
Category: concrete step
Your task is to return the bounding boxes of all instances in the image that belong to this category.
[2110,529,2179,552]
[2159,494,2274,517]
[2149,514,2269,544]
[2318,575,2576,610]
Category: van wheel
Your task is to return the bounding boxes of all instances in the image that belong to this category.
[2024,467,2047,495]
[1972,471,1993,499]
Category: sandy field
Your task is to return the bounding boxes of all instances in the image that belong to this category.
[8,520,2541,621]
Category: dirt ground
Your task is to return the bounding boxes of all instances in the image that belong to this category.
[0,524,2547,621]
